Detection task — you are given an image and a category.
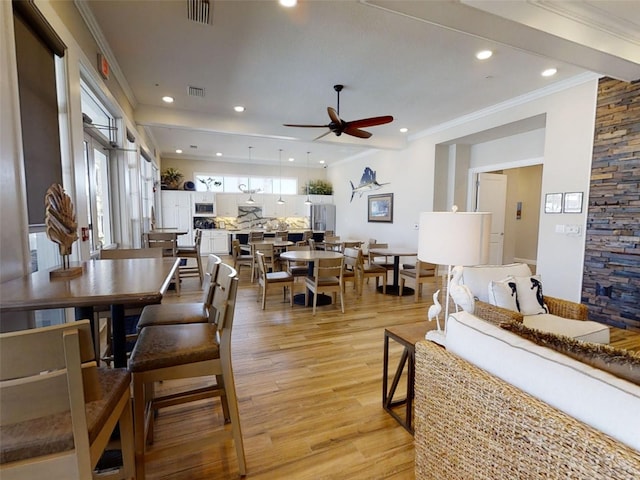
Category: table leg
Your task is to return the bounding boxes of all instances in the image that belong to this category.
[75,306,96,361]
[111,304,127,368]
[378,255,415,296]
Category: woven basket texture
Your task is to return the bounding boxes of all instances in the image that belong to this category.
[414,340,640,479]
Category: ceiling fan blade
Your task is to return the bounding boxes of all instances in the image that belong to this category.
[327,107,341,125]
[347,115,394,129]
[313,130,333,141]
[344,127,372,139]
[283,123,329,128]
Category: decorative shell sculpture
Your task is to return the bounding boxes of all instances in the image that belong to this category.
[45,184,78,269]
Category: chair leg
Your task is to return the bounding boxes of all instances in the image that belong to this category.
[382,276,386,294]
[312,290,317,315]
[196,254,204,285]
[339,288,345,313]
[399,278,405,297]
[119,395,136,479]
[220,355,246,475]
[132,373,146,480]
[261,283,267,310]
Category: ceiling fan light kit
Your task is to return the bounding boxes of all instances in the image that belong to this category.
[284,84,393,140]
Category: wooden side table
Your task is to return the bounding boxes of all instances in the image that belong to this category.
[383,321,435,434]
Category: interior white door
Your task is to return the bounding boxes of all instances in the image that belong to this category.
[476,172,507,264]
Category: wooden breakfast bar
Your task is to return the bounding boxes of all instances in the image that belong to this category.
[0,258,180,368]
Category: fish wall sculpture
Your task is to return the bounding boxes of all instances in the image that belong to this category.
[350,167,389,202]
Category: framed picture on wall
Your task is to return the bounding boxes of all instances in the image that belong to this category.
[368,193,393,223]
[563,192,583,213]
[544,193,563,213]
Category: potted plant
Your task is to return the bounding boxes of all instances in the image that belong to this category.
[304,179,333,195]
[161,168,184,190]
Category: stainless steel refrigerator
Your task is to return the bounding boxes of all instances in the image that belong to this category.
[311,204,336,232]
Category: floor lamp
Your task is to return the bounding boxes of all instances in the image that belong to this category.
[417,207,491,346]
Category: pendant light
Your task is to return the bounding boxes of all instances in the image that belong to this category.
[276,148,285,205]
[246,146,255,204]
[304,151,313,205]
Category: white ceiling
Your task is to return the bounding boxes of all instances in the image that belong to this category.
[81,0,640,168]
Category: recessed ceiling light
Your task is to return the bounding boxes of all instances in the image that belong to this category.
[175,149,182,154]
[476,50,493,60]
[542,68,557,77]
[400,127,408,133]
[279,0,297,7]
[288,157,294,162]
[216,152,222,157]
[233,105,245,112]
[162,96,174,103]
[319,160,325,164]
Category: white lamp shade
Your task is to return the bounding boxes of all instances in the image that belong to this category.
[418,211,492,266]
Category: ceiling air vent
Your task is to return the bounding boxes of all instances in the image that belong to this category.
[188,86,206,97]
[187,0,213,25]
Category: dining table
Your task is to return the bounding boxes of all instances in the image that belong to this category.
[0,257,180,368]
[368,247,418,296]
[279,250,343,306]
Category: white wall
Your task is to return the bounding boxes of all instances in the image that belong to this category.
[329,77,599,301]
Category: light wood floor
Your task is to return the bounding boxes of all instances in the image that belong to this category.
[138,259,640,479]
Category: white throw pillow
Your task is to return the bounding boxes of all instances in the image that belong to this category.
[510,275,548,315]
[487,278,518,311]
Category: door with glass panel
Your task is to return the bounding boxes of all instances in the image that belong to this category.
[83,133,113,253]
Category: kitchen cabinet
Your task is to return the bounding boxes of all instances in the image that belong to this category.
[285,195,309,217]
[216,194,239,217]
[261,194,286,218]
[201,230,229,255]
[161,191,193,245]
[192,191,215,204]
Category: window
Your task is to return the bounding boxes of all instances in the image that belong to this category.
[194,173,297,194]
[83,133,113,252]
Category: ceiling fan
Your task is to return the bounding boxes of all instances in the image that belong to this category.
[283,84,393,140]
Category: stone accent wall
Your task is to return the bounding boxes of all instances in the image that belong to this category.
[582,78,640,330]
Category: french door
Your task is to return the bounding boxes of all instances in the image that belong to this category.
[83,133,113,253]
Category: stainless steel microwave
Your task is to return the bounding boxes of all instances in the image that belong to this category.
[194,202,214,215]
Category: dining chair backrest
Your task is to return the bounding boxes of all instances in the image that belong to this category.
[252,242,275,265]
[209,262,239,332]
[275,231,288,241]
[302,230,313,242]
[342,247,360,275]
[308,238,317,250]
[324,230,335,238]
[249,231,264,242]
[312,256,344,282]
[143,232,177,257]
[341,241,362,252]
[100,247,163,259]
[202,254,223,306]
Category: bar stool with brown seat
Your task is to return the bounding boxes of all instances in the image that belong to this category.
[176,229,204,285]
[0,320,135,479]
[399,260,437,302]
[135,254,222,331]
[256,252,294,309]
[129,263,245,479]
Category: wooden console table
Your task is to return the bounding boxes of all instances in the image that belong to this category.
[383,321,437,434]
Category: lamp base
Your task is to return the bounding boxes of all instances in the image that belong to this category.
[425,329,446,347]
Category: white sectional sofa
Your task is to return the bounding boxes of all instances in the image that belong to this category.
[460,263,610,343]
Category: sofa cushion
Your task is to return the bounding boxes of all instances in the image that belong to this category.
[523,314,610,344]
[500,322,640,386]
[445,311,640,452]
[487,278,518,311]
[509,275,548,315]
[462,263,532,302]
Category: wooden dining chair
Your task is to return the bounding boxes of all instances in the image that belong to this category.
[275,230,289,241]
[249,231,264,242]
[368,242,394,271]
[256,252,294,309]
[231,239,253,278]
[0,320,135,479]
[341,247,360,293]
[176,228,204,285]
[304,256,345,315]
[399,260,437,302]
[143,232,177,257]
[135,254,222,331]
[250,242,278,282]
[358,248,388,294]
[284,244,311,280]
[129,263,246,479]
